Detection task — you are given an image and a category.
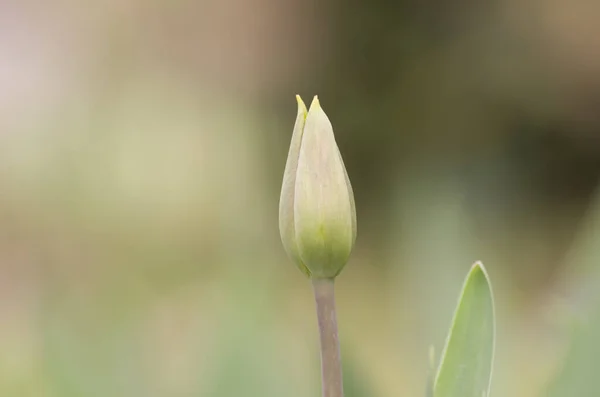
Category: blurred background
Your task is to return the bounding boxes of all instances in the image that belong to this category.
[1,0,600,396]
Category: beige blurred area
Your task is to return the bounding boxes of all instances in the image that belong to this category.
[1,0,600,396]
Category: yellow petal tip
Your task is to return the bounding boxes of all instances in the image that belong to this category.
[296,95,308,118]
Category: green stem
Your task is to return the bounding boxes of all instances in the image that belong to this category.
[312,278,344,397]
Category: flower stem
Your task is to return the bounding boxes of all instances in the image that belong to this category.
[312,277,344,397]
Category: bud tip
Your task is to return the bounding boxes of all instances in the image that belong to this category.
[309,95,321,111]
[295,95,307,116]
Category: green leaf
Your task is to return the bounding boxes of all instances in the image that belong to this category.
[434,262,496,397]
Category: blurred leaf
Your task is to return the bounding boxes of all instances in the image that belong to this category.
[434,262,495,397]
[425,345,435,397]
[543,306,600,397]
[542,189,600,396]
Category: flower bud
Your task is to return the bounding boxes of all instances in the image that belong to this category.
[279,95,356,279]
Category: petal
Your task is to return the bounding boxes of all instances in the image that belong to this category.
[293,96,354,278]
[279,95,311,276]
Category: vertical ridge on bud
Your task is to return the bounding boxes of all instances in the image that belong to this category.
[336,146,357,246]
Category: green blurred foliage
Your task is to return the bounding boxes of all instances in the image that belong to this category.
[542,190,600,396]
[0,0,600,396]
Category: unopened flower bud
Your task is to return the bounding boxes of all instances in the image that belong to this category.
[279,95,356,279]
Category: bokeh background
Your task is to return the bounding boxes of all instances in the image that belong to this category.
[2,0,600,396]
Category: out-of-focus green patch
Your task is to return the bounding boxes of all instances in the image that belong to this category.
[342,349,378,397]
[543,191,600,397]
[41,279,150,397]
[544,306,600,397]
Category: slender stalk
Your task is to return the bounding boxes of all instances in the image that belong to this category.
[312,277,344,397]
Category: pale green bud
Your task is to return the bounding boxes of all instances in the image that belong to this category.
[279,95,357,279]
